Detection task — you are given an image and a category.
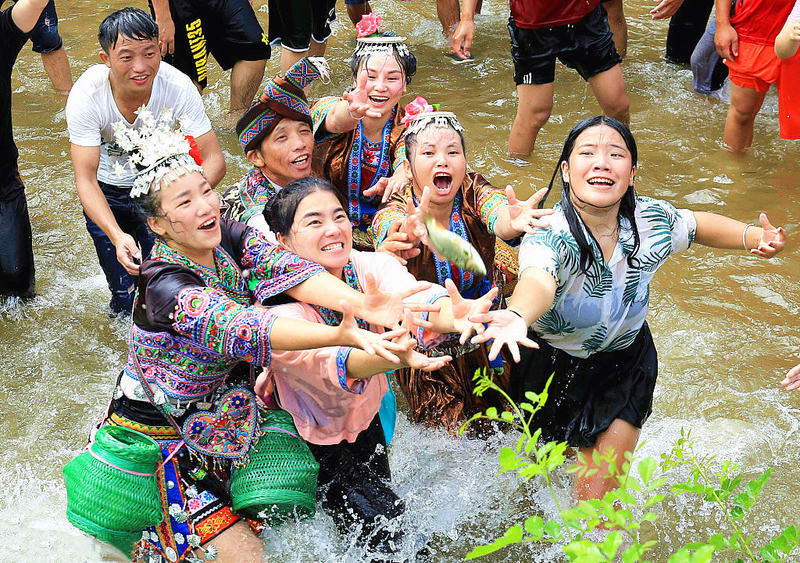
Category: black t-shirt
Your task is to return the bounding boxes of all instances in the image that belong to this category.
[1,6,29,185]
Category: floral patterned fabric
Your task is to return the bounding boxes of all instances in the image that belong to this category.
[221,166,281,225]
[519,196,697,358]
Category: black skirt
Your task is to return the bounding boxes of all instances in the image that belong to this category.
[510,322,658,448]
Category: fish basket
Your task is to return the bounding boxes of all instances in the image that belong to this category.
[63,425,163,555]
[230,409,319,525]
[494,239,519,297]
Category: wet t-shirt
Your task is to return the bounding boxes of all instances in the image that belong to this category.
[519,197,696,358]
[731,0,794,46]
[1,6,29,187]
[510,0,602,30]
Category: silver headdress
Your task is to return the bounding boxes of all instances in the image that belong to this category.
[111,106,203,198]
[404,111,464,136]
[353,35,411,59]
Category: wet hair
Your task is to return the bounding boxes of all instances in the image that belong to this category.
[404,121,467,169]
[98,8,159,53]
[539,115,640,274]
[350,47,417,85]
[265,177,346,237]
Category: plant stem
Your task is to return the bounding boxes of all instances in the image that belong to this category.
[690,457,757,562]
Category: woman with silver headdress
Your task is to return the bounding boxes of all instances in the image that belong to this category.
[371,106,552,433]
[310,15,416,250]
[78,109,443,563]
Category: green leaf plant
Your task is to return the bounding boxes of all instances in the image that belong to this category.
[459,369,799,562]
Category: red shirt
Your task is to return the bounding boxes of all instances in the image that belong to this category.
[510,0,602,30]
[730,0,795,46]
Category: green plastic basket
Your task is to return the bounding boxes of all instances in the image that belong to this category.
[63,425,163,555]
[230,409,319,524]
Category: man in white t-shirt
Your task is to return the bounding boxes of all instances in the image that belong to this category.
[66,7,225,315]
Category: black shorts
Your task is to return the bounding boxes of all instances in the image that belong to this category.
[508,4,621,85]
[157,0,270,88]
[510,322,658,448]
[267,0,336,51]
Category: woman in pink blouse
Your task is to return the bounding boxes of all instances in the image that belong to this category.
[255,177,497,558]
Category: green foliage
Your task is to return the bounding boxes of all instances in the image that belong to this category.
[461,370,799,562]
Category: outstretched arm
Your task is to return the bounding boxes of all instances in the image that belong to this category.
[469,266,556,361]
[491,186,553,241]
[694,211,786,258]
[10,0,49,33]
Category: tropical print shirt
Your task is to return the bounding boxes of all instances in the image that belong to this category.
[519,197,697,358]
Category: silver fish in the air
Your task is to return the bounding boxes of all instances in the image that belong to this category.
[423,214,487,277]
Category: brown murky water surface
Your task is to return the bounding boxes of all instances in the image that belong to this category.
[1,0,798,560]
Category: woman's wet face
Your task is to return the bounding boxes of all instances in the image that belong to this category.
[408,126,467,205]
[356,54,406,117]
[147,170,221,262]
[278,190,352,277]
[561,124,635,211]
[251,119,314,187]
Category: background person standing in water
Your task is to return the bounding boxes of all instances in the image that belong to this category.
[471,116,786,502]
[66,8,225,315]
[451,0,629,157]
[0,0,51,298]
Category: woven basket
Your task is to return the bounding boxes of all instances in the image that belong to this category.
[494,239,519,297]
[63,425,163,554]
[230,409,319,524]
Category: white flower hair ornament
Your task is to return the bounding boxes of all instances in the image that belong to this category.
[112,106,204,198]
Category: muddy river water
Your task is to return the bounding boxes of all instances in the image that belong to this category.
[0,0,798,561]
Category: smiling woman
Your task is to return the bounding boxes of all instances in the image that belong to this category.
[310,23,418,249]
[370,108,551,432]
[67,108,449,563]
[471,115,788,506]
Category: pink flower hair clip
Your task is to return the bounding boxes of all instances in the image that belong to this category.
[356,13,383,38]
[401,96,437,126]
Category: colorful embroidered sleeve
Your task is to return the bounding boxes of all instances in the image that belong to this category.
[369,193,408,248]
[392,136,406,171]
[311,96,343,141]
[172,287,276,366]
[475,180,509,236]
[239,228,325,303]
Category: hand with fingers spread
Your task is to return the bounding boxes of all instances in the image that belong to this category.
[394,310,453,371]
[445,278,494,344]
[336,300,405,363]
[401,185,431,247]
[376,220,421,266]
[361,271,440,328]
[503,186,554,238]
[781,364,800,391]
[468,309,538,362]
[750,212,786,258]
[342,68,382,122]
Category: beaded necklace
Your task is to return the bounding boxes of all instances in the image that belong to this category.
[311,261,369,330]
[346,107,396,227]
[150,239,250,305]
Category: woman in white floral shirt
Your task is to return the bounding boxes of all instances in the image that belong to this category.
[472,116,787,503]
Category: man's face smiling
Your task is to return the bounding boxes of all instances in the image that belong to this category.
[100,35,161,97]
